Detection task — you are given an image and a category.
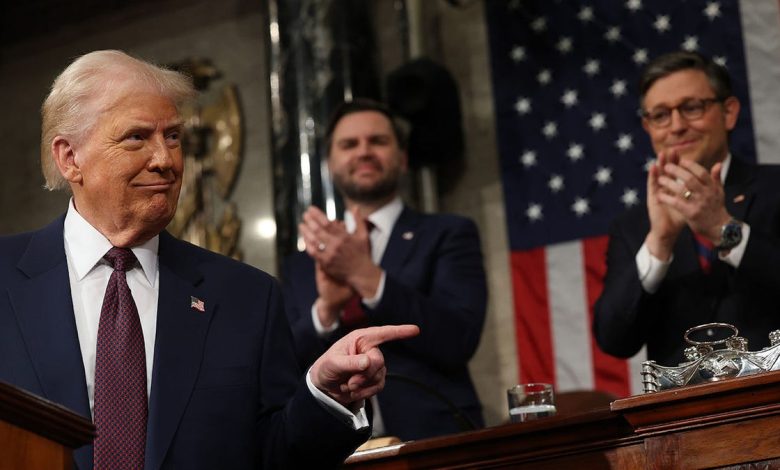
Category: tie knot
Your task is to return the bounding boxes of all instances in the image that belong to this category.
[104,247,137,272]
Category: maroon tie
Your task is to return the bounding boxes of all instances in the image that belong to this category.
[341,221,374,329]
[93,247,147,469]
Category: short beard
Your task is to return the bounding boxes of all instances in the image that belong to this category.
[334,168,401,205]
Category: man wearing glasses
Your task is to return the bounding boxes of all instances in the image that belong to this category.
[594,51,780,366]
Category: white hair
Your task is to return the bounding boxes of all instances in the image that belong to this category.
[40,50,196,190]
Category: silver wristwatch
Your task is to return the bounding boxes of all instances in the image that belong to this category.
[716,218,743,252]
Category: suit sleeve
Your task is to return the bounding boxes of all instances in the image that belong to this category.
[256,278,369,468]
[593,218,656,359]
[736,222,780,289]
[366,217,487,370]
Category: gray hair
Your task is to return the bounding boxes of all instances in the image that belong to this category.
[40,50,196,190]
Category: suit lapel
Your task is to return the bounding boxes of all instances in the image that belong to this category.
[380,207,421,274]
[723,157,756,222]
[146,232,212,470]
[8,216,92,469]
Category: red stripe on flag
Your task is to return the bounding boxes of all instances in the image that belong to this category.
[582,235,630,397]
[510,248,555,386]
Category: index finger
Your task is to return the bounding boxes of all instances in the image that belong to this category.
[352,325,420,351]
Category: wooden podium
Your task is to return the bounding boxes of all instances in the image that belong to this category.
[0,381,95,470]
[344,370,780,469]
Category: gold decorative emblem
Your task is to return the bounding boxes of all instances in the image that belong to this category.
[167,58,244,260]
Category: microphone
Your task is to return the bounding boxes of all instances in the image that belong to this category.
[385,372,477,432]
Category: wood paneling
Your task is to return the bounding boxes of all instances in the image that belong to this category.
[345,371,780,469]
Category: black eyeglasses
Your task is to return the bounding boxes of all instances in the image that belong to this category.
[641,98,724,128]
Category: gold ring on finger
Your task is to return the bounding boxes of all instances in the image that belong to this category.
[682,189,693,200]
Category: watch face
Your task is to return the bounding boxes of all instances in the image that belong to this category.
[719,221,742,250]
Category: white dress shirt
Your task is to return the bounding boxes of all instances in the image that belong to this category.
[637,155,751,293]
[63,200,159,415]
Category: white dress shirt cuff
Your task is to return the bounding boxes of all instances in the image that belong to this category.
[312,303,340,336]
[361,271,386,309]
[306,369,369,430]
[636,242,672,294]
[718,223,750,268]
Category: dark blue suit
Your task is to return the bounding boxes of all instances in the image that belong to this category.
[594,158,780,366]
[283,207,486,441]
[0,216,368,469]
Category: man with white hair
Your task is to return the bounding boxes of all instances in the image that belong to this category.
[0,50,418,469]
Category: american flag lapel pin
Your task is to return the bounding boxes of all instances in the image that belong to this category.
[190,296,205,312]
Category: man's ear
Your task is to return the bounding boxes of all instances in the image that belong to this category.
[723,96,740,131]
[52,136,82,184]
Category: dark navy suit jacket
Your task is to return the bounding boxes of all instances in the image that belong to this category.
[594,158,780,366]
[0,216,368,469]
[282,207,487,441]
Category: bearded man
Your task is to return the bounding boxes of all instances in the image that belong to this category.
[282,99,487,441]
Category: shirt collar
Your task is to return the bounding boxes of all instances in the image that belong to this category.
[720,153,731,184]
[344,197,404,235]
[63,198,159,286]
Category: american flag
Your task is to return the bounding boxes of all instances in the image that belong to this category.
[190,296,205,312]
[485,0,780,397]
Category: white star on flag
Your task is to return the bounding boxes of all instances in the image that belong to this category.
[520,150,537,167]
[654,15,671,33]
[589,112,607,131]
[537,69,552,85]
[621,188,640,207]
[557,37,573,54]
[542,121,558,139]
[531,17,547,33]
[626,0,642,12]
[714,56,727,67]
[704,2,721,20]
[645,157,655,172]
[567,143,584,161]
[561,89,579,107]
[548,174,564,192]
[605,27,622,43]
[594,166,613,185]
[526,203,543,222]
[515,97,532,115]
[571,197,590,217]
[682,36,699,51]
[615,134,634,152]
[633,49,649,65]
[610,80,627,98]
[578,6,594,23]
[510,46,526,62]
[583,59,601,76]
